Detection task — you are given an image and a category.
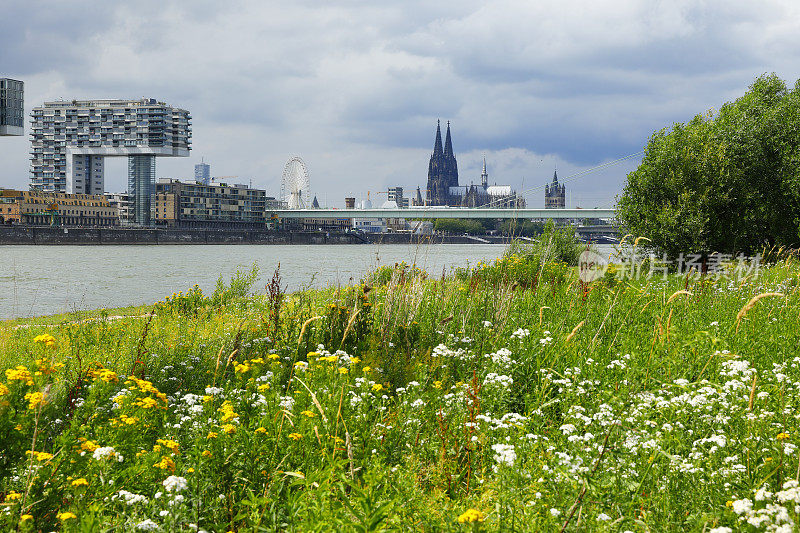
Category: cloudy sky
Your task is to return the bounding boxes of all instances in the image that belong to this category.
[1,0,798,207]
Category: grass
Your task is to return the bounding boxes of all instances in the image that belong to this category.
[1,246,800,532]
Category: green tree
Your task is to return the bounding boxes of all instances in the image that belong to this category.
[617,73,800,258]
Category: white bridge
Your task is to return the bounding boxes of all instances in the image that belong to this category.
[270,208,616,220]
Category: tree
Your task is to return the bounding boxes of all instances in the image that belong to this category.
[617,74,800,258]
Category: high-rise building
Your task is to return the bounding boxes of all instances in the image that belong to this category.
[30,98,191,225]
[0,78,24,136]
[387,186,408,208]
[152,178,267,229]
[195,159,210,185]
[545,170,566,208]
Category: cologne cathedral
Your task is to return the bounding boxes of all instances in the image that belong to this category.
[416,121,525,208]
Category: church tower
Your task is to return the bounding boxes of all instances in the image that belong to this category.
[544,169,566,208]
[426,120,459,205]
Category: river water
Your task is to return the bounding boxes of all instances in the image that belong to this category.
[0,244,514,319]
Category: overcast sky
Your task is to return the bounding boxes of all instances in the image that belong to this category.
[2,0,799,207]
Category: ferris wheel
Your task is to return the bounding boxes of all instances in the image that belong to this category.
[280,156,311,209]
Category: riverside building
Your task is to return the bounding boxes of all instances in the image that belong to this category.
[0,78,24,136]
[0,189,118,226]
[544,170,566,208]
[30,98,191,225]
[152,179,267,229]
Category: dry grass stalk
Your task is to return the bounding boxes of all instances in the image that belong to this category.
[748,374,758,411]
[634,236,651,246]
[539,306,551,327]
[666,290,693,304]
[294,377,329,423]
[297,315,323,345]
[339,309,361,348]
[666,308,674,343]
[565,321,584,343]
[736,292,785,331]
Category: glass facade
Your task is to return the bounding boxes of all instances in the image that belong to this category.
[0,78,24,136]
[128,155,156,226]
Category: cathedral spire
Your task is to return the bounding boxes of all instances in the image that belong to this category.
[553,168,559,183]
[444,121,454,158]
[433,120,443,156]
[481,154,488,188]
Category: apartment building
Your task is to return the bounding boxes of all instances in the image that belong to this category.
[0,189,118,226]
[153,179,267,229]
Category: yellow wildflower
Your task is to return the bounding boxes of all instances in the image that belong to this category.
[71,478,89,487]
[222,424,237,435]
[301,410,315,418]
[234,362,250,374]
[288,432,303,441]
[202,395,213,403]
[5,491,22,501]
[457,509,485,523]
[5,366,34,386]
[154,456,175,471]
[777,432,790,441]
[187,468,195,473]
[0,383,9,396]
[207,432,218,439]
[255,427,267,434]
[258,383,270,392]
[363,366,372,373]
[26,451,53,461]
[57,512,77,521]
[156,439,180,454]
[433,381,443,389]
[20,514,33,523]
[81,441,99,452]
[268,354,280,360]
[202,450,213,457]
[24,392,44,410]
[339,368,349,374]
[33,334,57,348]
[372,383,384,393]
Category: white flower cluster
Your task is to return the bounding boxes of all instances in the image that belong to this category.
[113,490,149,505]
[484,373,513,388]
[93,446,123,462]
[491,443,517,467]
[163,475,188,493]
[510,328,530,339]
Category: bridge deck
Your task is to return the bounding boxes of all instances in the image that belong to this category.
[270,208,615,220]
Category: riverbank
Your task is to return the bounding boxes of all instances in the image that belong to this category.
[1,250,798,531]
[0,225,511,245]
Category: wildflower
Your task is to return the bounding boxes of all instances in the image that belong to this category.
[234,362,250,374]
[0,383,9,396]
[27,451,53,461]
[33,333,57,348]
[154,456,176,471]
[24,391,44,410]
[339,368,349,374]
[5,491,22,501]
[6,366,34,386]
[20,515,33,523]
[433,381,442,390]
[93,447,119,461]
[207,431,218,439]
[222,424,237,435]
[258,383,270,392]
[136,519,159,531]
[301,410,315,418]
[156,439,180,454]
[202,450,213,457]
[550,508,561,517]
[81,440,99,452]
[288,433,303,441]
[597,513,612,521]
[457,509,485,523]
[57,512,77,521]
[491,443,517,467]
[777,432,790,441]
[372,383,384,392]
[187,468,195,473]
[363,366,372,373]
[71,478,89,487]
[162,475,188,492]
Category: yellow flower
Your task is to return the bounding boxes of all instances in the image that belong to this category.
[71,478,89,487]
[202,395,213,403]
[258,383,270,392]
[202,450,213,458]
[363,366,372,373]
[187,468,195,473]
[20,514,33,523]
[57,512,77,521]
[207,432,218,439]
[726,500,733,508]
[154,456,175,471]
[234,362,250,374]
[26,451,53,461]
[255,427,267,434]
[301,410,315,418]
[433,381,443,389]
[156,439,180,454]
[350,357,361,364]
[24,392,44,410]
[222,424,236,435]
[33,334,57,348]
[268,354,280,360]
[0,383,9,396]
[288,432,303,441]
[777,432,790,441]
[457,509,485,523]
[371,383,384,393]
[338,368,349,374]
[5,491,22,501]
[5,366,34,386]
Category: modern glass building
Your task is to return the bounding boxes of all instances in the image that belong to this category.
[0,78,24,136]
[30,98,191,225]
[194,160,210,185]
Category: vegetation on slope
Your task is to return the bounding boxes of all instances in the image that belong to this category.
[1,247,800,531]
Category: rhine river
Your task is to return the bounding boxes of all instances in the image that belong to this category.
[0,244,515,319]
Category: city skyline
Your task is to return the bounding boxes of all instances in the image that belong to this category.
[2,1,800,207]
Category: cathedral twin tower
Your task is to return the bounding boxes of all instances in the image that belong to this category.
[426,120,459,206]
